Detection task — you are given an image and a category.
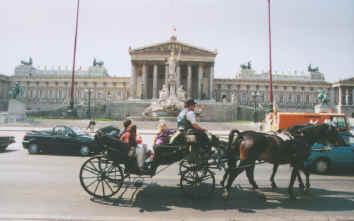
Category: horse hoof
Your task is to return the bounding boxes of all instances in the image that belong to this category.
[254,189,266,200]
[304,188,311,195]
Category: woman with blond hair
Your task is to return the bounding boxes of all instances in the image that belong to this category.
[153,121,176,146]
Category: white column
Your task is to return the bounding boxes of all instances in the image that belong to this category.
[346,88,349,105]
[329,87,335,107]
[209,64,214,99]
[130,63,137,99]
[153,64,158,99]
[142,64,147,99]
[176,64,181,90]
[165,64,168,86]
[198,64,203,100]
[338,87,342,105]
[187,64,192,99]
[352,88,354,105]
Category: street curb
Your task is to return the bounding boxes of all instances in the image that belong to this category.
[1,214,353,221]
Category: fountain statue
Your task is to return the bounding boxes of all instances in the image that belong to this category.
[142,48,187,120]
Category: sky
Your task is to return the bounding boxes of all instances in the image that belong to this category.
[1,0,353,83]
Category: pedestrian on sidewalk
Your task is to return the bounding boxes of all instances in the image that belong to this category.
[87,118,96,133]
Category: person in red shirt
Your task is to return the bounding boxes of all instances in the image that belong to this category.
[120,125,144,171]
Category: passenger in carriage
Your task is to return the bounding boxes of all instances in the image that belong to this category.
[177,99,211,152]
[120,119,132,137]
[120,124,145,171]
[154,121,176,145]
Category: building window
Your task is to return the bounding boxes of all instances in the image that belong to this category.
[241,95,246,105]
[306,95,310,104]
[279,95,284,104]
[288,95,292,104]
[284,86,287,90]
[349,89,353,105]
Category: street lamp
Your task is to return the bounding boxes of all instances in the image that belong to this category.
[251,91,261,122]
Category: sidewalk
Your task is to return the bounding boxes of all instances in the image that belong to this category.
[0,119,259,135]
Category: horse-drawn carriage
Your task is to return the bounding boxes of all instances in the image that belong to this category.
[79,123,345,201]
[79,126,228,199]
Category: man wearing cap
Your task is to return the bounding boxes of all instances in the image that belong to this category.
[177,99,210,152]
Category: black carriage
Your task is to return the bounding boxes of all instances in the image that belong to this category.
[79,126,227,199]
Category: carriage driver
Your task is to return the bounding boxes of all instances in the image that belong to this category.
[177,99,211,152]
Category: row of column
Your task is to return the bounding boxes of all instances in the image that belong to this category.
[23,87,128,100]
[130,62,214,100]
[337,87,354,105]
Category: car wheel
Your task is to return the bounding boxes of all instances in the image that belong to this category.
[80,146,90,156]
[314,159,330,174]
[28,143,39,154]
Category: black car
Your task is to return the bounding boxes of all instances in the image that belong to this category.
[0,136,15,152]
[23,125,101,156]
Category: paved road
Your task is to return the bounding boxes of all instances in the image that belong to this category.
[1,131,354,221]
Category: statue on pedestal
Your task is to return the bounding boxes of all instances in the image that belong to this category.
[166,48,181,97]
[8,82,24,99]
[159,84,169,101]
[317,89,329,105]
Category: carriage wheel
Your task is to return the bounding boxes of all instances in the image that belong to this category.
[180,167,215,199]
[179,160,193,175]
[79,156,124,198]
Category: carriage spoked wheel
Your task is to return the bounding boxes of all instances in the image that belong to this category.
[79,156,124,198]
[180,166,215,199]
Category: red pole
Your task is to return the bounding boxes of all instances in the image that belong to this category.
[267,0,273,105]
[70,0,80,110]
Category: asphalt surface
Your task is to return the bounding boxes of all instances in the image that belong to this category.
[0,127,354,221]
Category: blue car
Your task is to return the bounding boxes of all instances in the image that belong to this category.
[305,131,354,174]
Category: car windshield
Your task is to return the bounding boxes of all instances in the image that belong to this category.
[71,127,86,135]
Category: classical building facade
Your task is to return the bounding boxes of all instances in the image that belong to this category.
[0,36,352,117]
[214,68,333,112]
[129,36,217,100]
[0,74,11,110]
[332,77,354,117]
[10,60,130,110]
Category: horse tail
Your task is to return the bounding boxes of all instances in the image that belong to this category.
[228,129,240,151]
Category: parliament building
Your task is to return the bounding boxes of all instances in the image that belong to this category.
[1,36,353,117]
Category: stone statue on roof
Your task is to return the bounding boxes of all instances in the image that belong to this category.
[21,57,32,66]
[93,58,104,67]
[240,61,252,70]
[308,64,319,72]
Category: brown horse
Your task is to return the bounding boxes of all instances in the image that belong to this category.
[222,123,345,200]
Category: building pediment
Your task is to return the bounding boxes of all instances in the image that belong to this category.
[129,36,217,59]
